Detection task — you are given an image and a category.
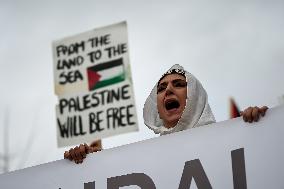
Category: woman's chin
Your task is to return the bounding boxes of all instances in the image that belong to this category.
[164,117,180,129]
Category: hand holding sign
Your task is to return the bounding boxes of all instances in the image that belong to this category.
[64,141,102,164]
[240,106,268,123]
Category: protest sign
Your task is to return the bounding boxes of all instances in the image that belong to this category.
[52,22,138,147]
[1,105,283,188]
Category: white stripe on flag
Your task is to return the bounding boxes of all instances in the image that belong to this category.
[98,65,124,81]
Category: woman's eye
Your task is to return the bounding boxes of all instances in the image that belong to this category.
[174,81,187,87]
[157,85,166,93]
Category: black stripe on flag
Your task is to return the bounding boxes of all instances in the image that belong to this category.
[89,58,123,72]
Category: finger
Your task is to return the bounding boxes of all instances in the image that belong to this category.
[86,144,100,153]
[64,151,70,159]
[77,159,83,164]
[73,146,79,159]
[86,144,93,153]
[84,143,90,154]
[69,148,75,161]
[246,107,253,123]
[252,107,260,122]
[94,146,102,152]
[90,140,102,148]
[260,106,268,116]
[242,111,248,122]
[87,146,95,153]
[74,146,83,161]
[75,158,83,164]
[79,144,87,158]
[240,109,248,122]
[88,146,102,153]
[242,107,251,122]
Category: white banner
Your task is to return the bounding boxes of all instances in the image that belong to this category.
[52,21,139,147]
[1,106,284,188]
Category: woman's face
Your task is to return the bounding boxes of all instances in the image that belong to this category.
[157,73,187,128]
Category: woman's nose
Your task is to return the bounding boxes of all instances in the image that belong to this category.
[165,84,174,96]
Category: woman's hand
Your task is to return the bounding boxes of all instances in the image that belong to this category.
[64,140,102,164]
[240,106,268,123]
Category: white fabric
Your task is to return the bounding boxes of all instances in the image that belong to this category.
[143,64,216,135]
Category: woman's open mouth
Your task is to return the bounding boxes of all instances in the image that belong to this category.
[165,99,180,111]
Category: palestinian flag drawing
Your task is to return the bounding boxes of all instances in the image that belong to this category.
[229,97,241,118]
[87,58,126,91]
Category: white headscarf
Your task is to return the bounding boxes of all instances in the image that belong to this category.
[143,64,216,135]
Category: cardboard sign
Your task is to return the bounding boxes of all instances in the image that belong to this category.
[52,22,138,147]
[1,106,283,188]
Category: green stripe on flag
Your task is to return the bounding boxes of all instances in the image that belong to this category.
[93,73,125,90]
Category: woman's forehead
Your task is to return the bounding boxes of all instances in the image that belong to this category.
[159,73,186,84]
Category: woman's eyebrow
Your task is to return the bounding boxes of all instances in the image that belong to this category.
[158,81,168,87]
[172,79,186,83]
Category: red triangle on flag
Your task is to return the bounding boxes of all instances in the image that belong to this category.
[230,98,241,118]
[87,69,101,91]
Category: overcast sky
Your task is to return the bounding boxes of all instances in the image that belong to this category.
[0,0,284,172]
